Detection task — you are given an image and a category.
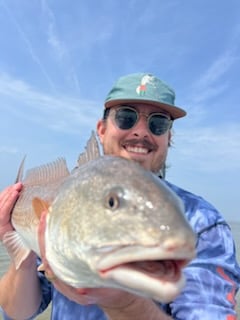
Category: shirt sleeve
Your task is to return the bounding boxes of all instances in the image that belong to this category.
[166,222,240,320]
[26,258,53,319]
[163,181,240,319]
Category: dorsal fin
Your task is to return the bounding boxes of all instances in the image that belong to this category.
[15,155,26,183]
[24,158,70,186]
[76,131,101,168]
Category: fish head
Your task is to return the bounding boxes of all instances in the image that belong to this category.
[45,156,196,303]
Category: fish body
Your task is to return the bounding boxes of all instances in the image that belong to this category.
[3,132,196,303]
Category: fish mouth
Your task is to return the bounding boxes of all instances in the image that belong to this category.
[96,244,195,302]
[99,259,184,282]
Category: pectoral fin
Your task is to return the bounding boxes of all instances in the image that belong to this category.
[2,231,31,269]
[32,197,50,220]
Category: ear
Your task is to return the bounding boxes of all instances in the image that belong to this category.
[96,119,106,144]
[32,197,50,220]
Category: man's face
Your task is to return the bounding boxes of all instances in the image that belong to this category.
[97,104,172,173]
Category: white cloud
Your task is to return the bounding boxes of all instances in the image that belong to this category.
[0,147,18,154]
[41,0,66,60]
[1,0,56,91]
[170,123,240,172]
[40,0,82,93]
[194,51,237,89]
[0,72,100,135]
[187,51,238,107]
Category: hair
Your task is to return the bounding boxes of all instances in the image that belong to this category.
[103,108,110,120]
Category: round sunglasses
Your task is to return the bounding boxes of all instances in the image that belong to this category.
[110,106,172,136]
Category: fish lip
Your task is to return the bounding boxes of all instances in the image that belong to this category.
[100,266,186,303]
[96,244,195,272]
[99,259,184,282]
[96,245,193,303]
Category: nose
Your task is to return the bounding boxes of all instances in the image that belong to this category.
[132,114,150,138]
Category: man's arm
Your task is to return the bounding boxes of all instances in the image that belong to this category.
[0,253,42,319]
[0,184,42,319]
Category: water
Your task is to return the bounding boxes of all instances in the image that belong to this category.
[0,221,239,319]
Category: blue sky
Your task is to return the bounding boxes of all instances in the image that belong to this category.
[0,0,239,223]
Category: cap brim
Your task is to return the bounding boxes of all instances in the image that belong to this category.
[105,99,186,119]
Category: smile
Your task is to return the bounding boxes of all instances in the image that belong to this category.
[125,146,149,154]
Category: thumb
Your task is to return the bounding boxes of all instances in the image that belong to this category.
[38,210,48,261]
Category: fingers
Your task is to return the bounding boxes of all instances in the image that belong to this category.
[38,210,48,259]
[0,183,23,240]
[45,270,58,282]
[0,183,23,222]
[37,210,57,282]
[37,211,97,304]
[36,210,125,306]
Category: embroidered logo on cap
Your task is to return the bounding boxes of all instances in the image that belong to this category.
[136,74,154,96]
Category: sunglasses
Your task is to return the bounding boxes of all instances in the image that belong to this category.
[110,106,172,136]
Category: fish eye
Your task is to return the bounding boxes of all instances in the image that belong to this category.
[104,192,120,211]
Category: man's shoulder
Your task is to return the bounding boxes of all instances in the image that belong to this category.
[164,180,227,234]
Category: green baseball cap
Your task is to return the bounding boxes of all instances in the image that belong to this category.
[104,73,186,119]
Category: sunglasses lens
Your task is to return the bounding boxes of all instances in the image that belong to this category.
[149,115,171,135]
[115,108,138,130]
[114,106,171,135]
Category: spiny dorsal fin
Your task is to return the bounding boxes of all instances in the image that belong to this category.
[24,158,70,186]
[15,155,26,183]
[76,131,101,167]
[32,197,50,220]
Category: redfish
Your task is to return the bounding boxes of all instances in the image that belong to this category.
[3,132,196,303]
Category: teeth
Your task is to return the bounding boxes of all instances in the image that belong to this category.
[126,146,148,154]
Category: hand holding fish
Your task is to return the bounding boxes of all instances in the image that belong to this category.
[38,210,93,305]
[37,210,174,320]
[38,210,140,309]
[0,183,22,241]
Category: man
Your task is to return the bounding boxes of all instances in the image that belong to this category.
[0,73,239,319]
